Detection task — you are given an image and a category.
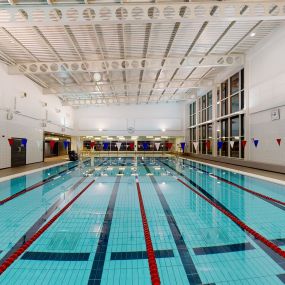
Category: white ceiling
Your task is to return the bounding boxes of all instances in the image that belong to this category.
[0,0,284,106]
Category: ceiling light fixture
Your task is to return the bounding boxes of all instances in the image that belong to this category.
[250,32,256,37]
[93,73,101,82]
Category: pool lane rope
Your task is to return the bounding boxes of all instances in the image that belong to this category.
[177,178,285,259]
[135,177,161,285]
[0,163,79,206]
[0,180,95,275]
[180,159,285,206]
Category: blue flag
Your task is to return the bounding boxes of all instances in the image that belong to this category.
[254,139,259,147]
[21,138,27,147]
[217,141,223,150]
[180,142,186,152]
[103,142,110,150]
[63,140,69,149]
[142,142,149,151]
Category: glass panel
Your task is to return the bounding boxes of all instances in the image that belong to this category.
[193,102,196,113]
[207,124,212,138]
[207,107,212,120]
[230,116,239,137]
[221,99,228,116]
[230,72,239,95]
[230,94,239,113]
[221,80,228,99]
[207,91,212,106]
[202,125,206,139]
[202,110,206,122]
[221,119,228,138]
[202,95,206,109]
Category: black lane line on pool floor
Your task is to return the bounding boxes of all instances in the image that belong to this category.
[193,242,255,255]
[0,177,86,266]
[88,176,121,285]
[0,159,104,267]
[0,158,91,206]
[158,159,285,271]
[180,159,285,210]
[110,249,174,260]
[277,273,285,284]
[21,252,90,261]
[142,162,203,285]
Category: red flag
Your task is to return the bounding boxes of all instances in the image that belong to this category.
[276,138,281,146]
[166,142,173,150]
[206,140,211,150]
[8,138,14,146]
[50,140,56,150]
[129,142,134,150]
[241,140,247,148]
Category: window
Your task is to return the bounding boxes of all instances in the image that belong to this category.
[188,68,245,159]
[189,102,196,127]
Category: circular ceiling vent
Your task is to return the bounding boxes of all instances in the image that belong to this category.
[127,127,135,134]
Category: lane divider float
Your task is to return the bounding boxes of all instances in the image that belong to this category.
[182,160,285,206]
[135,177,160,285]
[0,180,95,275]
[177,178,285,258]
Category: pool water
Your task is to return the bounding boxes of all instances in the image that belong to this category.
[0,157,284,285]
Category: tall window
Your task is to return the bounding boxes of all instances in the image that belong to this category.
[198,91,212,124]
[189,102,196,127]
[189,127,196,153]
[217,69,245,158]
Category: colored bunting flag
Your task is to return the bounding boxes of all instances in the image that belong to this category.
[230,141,235,149]
[253,139,259,147]
[180,142,186,152]
[116,142,122,150]
[64,140,69,149]
[166,142,173,150]
[129,142,134,150]
[206,140,211,150]
[143,142,149,151]
[103,142,110,150]
[276,138,281,146]
[155,142,160,151]
[193,142,198,150]
[21,138,27,147]
[8,138,14,146]
[241,140,247,148]
[50,140,56,150]
[217,141,223,150]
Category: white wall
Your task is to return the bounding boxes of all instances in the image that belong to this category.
[246,23,285,165]
[0,63,74,169]
[74,103,185,137]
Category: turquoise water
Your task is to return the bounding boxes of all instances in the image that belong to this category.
[0,157,284,284]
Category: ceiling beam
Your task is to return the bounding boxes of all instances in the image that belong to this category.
[8,54,244,75]
[0,2,284,28]
[43,79,213,95]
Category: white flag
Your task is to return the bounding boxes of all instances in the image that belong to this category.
[116,142,122,150]
[230,141,235,149]
[193,142,198,150]
[155,142,160,151]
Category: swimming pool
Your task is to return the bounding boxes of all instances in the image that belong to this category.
[0,156,284,285]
